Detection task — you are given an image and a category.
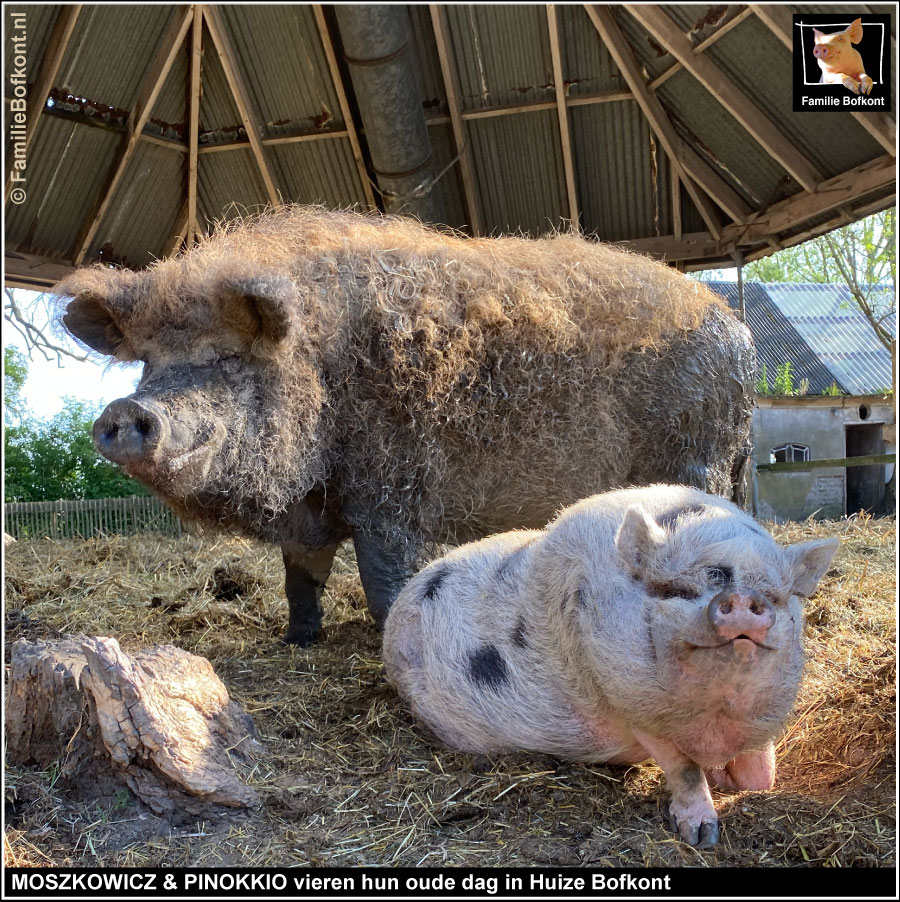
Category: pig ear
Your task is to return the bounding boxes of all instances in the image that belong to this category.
[616,507,668,578]
[847,17,863,43]
[55,271,131,358]
[221,274,298,346]
[812,27,824,42]
[785,538,839,598]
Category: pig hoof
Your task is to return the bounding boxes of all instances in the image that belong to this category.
[282,624,320,646]
[669,809,719,848]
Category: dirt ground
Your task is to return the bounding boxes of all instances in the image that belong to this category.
[3,515,895,869]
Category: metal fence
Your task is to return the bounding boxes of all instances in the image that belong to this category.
[4,496,183,540]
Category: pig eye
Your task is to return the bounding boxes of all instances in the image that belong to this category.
[706,566,733,587]
[650,582,700,600]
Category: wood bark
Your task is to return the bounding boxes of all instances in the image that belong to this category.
[6,636,263,816]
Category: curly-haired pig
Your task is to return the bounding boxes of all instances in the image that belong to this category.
[56,208,755,646]
[383,485,838,848]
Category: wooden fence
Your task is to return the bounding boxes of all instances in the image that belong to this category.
[4,496,183,540]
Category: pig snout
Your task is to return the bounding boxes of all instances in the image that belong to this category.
[93,398,166,466]
[706,588,774,645]
[813,44,828,59]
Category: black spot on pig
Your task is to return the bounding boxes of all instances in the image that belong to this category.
[468,644,509,691]
[421,566,448,601]
[679,763,704,790]
[656,504,706,532]
[511,615,528,648]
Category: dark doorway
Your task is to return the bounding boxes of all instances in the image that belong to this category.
[845,423,885,515]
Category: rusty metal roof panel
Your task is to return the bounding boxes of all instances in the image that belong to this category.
[55,6,178,113]
[267,139,368,209]
[215,5,346,140]
[196,149,268,232]
[613,6,679,81]
[572,99,672,241]
[84,142,184,268]
[557,4,625,96]
[468,109,566,237]
[6,115,121,259]
[443,5,555,113]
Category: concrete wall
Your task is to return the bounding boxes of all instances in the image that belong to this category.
[753,395,895,522]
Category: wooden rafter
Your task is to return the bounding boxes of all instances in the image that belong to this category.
[585,5,751,238]
[164,200,191,259]
[671,169,682,241]
[187,5,202,244]
[649,7,754,91]
[203,5,280,206]
[750,4,896,156]
[430,4,481,235]
[627,5,822,193]
[623,153,896,261]
[5,5,81,203]
[547,5,579,226]
[73,6,193,264]
[312,5,376,211]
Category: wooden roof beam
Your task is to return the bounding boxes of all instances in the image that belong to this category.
[312,5,376,211]
[547,5,580,228]
[203,5,280,206]
[6,6,81,203]
[750,4,896,156]
[187,5,202,244]
[585,5,753,236]
[649,7,754,92]
[73,6,193,264]
[627,4,822,193]
[430,5,481,235]
[623,154,896,261]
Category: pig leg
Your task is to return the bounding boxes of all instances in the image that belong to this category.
[632,728,719,848]
[707,742,776,791]
[281,543,339,646]
[859,74,873,95]
[840,74,861,94]
[352,530,417,628]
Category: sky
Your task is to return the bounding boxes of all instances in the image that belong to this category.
[6,288,142,420]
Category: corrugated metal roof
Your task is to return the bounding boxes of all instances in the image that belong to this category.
[468,109,567,236]
[573,99,671,241]
[706,281,893,395]
[443,5,555,113]
[56,6,176,113]
[765,283,894,394]
[85,141,184,267]
[5,4,895,284]
[216,6,346,139]
[267,139,368,210]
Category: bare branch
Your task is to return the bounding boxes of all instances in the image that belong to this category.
[4,287,92,365]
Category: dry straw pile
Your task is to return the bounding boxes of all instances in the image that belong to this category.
[4,514,894,868]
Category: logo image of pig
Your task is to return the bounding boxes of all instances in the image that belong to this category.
[56,208,755,647]
[383,485,838,848]
[813,18,874,95]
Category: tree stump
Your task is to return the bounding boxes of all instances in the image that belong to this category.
[6,636,263,816]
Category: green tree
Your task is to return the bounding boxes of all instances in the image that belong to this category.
[743,210,895,351]
[4,346,28,426]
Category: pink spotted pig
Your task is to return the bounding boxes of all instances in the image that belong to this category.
[383,485,838,848]
[813,18,874,95]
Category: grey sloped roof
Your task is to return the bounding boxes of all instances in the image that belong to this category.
[707,282,894,395]
[4,5,896,290]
